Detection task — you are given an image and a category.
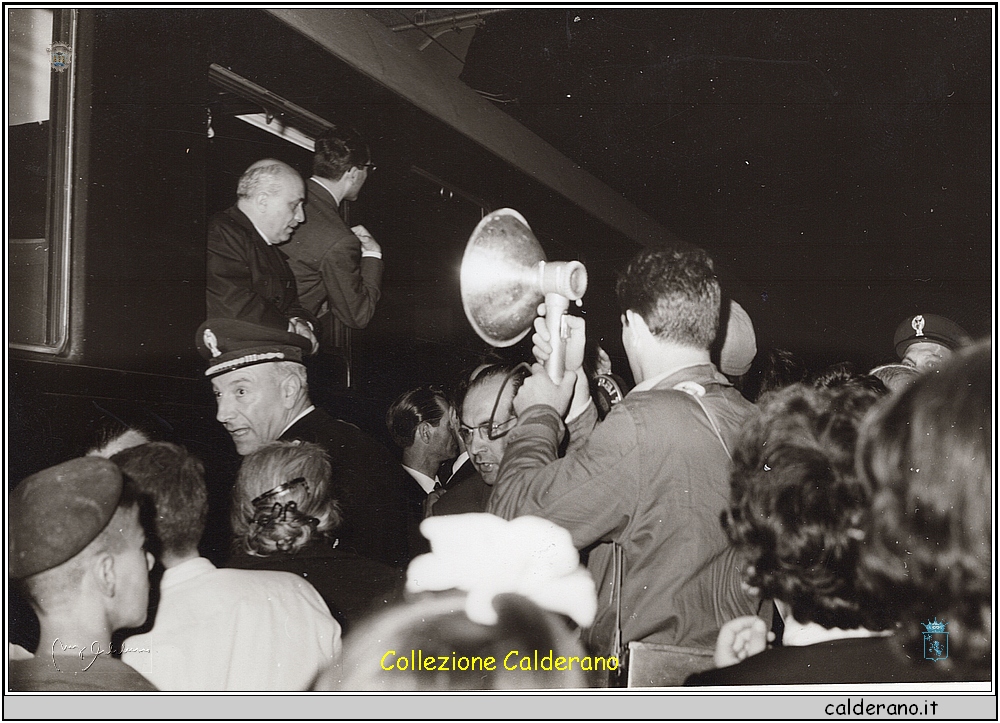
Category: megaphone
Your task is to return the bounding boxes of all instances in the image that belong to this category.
[460,208,588,382]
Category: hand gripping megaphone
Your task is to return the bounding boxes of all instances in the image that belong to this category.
[460,209,588,382]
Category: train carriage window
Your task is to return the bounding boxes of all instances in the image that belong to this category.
[207,64,360,386]
[8,9,77,353]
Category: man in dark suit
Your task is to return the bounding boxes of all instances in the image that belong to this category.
[282,126,382,347]
[197,318,416,568]
[206,159,317,351]
[386,385,459,519]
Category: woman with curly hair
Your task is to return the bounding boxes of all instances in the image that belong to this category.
[687,378,954,685]
[856,340,991,681]
[227,441,403,631]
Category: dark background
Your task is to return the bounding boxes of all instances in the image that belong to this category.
[458,8,993,371]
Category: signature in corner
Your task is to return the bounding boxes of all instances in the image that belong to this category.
[51,638,114,672]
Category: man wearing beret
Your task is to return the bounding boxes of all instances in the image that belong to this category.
[893,313,972,373]
[197,318,419,568]
[8,458,157,691]
[206,159,318,352]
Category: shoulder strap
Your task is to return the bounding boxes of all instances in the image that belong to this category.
[672,381,732,461]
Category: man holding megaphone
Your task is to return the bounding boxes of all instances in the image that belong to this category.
[488,246,763,675]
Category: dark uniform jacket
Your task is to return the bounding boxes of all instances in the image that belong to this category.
[206,205,312,328]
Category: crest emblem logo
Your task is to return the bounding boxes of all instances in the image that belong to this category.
[911,315,925,337]
[922,618,949,662]
[203,328,222,358]
[48,42,73,73]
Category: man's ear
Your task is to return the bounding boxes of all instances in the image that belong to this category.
[625,310,651,338]
[253,191,270,214]
[92,552,116,599]
[417,420,432,444]
[279,372,303,408]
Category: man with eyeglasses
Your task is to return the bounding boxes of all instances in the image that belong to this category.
[430,364,529,516]
[283,125,383,351]
[488,247,762,665]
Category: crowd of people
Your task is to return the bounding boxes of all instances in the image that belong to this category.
[7,125,991,692]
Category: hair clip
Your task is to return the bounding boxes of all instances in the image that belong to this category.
[252,477,307,507]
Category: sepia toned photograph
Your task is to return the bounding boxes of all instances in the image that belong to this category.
[6,6,994,718]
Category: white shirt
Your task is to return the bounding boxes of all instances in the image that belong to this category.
[279,405,316,438]
[450,451,470,479]
[122,557,341,691]
[402,465,437,495]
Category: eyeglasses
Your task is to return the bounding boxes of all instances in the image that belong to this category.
[458,416,517,444]
[458,362,530,443]
[362,163,376,172]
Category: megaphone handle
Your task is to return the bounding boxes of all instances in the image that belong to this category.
[544,292,570,384]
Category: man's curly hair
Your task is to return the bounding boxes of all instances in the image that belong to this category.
[722,381,884,630]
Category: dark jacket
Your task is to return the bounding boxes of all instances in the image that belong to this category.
[282,178,382,329]
[206,205,313,328]
[489,364,760,656]
[227,541,404,633]
[280,407,422,568]
[685,635,972,685]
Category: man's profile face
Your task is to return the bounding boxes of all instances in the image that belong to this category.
[213,364,288,455]
[428,401,459,462]
[258,173,306,243]
[460,376,516,485]
[111,506,154,630]
[901,341,952,372]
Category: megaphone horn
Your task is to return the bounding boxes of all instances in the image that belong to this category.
[460,208,588,382]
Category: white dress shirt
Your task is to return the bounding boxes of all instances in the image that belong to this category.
[122,557,341,691]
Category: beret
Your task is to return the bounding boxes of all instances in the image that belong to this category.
[196,318,312,378]
[893,314,971,359]
[719,300,757,377]
[9,457,124,579]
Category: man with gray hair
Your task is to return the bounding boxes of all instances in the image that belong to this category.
[206,159,317,350]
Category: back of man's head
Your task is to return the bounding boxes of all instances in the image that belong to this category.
[313,126,370,181]
[112,442,207,559]
[615,247,721,349]
[387,386,449,449]
[236,160,296,200]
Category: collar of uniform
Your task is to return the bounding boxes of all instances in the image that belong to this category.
[278,405,315,438]
[630,362,728,394]
[402,465,437,495]
[161,556,216,589]
[229,204,275,245]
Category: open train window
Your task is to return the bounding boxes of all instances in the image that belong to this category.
[206,64,362,384]
[8,9,77,353]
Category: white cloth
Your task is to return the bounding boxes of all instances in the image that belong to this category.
[122,557,340,691]
[402,465,437,495]
[450,451,469,480]
[279,405,316,439]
